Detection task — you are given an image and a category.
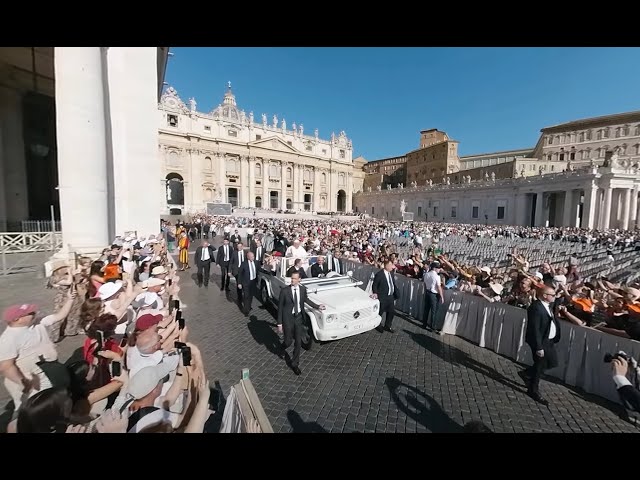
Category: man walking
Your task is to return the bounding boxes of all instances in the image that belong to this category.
[216,238,232,291]
[238,252,259,316]
[251,238,265,266]
[277,271,325,375]
[194,239,215,288]
[230,243,246,305]
[371,260,399,333]
[422,261,444,331]
[519,285,561,406]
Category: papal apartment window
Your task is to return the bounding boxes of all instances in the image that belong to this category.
[204,125,211,132]
[339,149,345,159]
[228,130,238,137]
[579,132,585,142]
[548,136,553,145]
[570,152,575,160]
[547,154,552,161]
[255,134,261,140]
[559,153,564,161]
[167,114,178,127]
[597,130,603,140]
[603,128,610,138]
[497,206,505,220]
[622,125,630,136]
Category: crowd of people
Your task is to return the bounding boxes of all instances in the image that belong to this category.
[0,233,214,433]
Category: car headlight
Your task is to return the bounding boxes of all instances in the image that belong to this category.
[325,314,337,324]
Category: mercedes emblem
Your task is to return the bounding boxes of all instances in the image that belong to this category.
[353,311,360,319]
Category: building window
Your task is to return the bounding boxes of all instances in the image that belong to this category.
[322,149,327,154]
[603,128,609,138]
[582,150,589,160]
[497,206,505,220]
[551,165,554,171]
[306,145,312,151]
[286,168,292,181]
[599,148,605,158]
[548,136,553,145]
[255,134,261,140]
[559,153,564,161]
[204,125,211,132]
[287,141,292,146]
[255,163,262,177]
[635,126,640,136]
[167,114,178,127]
[635,144,640,155]
[579,132,585,142]
[321,173,326,184]
[417,206,422,217]
[433,206,439,218]
[303,169,311,182]
[339,150,345,159]
[472,206,479,219]
[547,154,552,161]
[228,130,238,137]
[619,144,627,155]
[559,134,565,143]
[205,156,212,170]
[338,173,345,186]
[269,164,278,177]
[597,130,603,140]
[569,151,575,160]
[255,196,262,208]
[586,130,592,140]
[371,207,375,215]
[615,127,621,138]
[623,125,630,136]
[451,206,457,218]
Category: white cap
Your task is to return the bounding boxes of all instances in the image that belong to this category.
[98,281,124,300]
[151,266,167,276]
[132,292,160,309]
[127,362,174,399]
[142,278,165,288]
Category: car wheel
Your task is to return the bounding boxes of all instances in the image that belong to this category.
[260,282,270,306]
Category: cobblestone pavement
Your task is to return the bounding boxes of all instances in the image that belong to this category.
[2,251,638,433]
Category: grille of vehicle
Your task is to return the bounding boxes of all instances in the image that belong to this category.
[339,307,373,323]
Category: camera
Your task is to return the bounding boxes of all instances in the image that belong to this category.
[604,352,631,363]
[174,341,191,366]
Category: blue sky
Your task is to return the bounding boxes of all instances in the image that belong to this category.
[165,47,640,159]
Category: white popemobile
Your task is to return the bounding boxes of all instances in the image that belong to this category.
[258,254,381,342]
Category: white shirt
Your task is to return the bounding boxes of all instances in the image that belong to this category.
[286,245,307,258]
[291,286,302,315]
[223,245,230,262]
[540,300,556,339]
[423,270,440,294]
[201,246,210,261]
[385,271,394,295]
[255,246,262,260]
[333,258,341,274]
[237,249,244,266]
[249,261,256,281]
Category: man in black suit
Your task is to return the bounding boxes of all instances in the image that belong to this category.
[277,271,325,375]
[519,285,561,406]
[238,251,259,316]
[194,239,215,288]
[611,356,640,422]
[230,242,247,304]
[251,238,265,266]
[311,256,329,277]
[329,249,343,275]
[286,258,307,279]
[216,238,232,291]
[230,229,242,245]
[371,260,399,333]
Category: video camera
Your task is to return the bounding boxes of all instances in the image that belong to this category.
[174,341,192,366]
[604,352,632,363]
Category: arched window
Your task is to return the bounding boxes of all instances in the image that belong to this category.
[226,158,238,173]
[255,196,262,208]
[286,167,292,181]
[255,163,262,177]
[303,169,311,182]
[166,173,184,206]
[579,132,585,142]
[321,172,326,184]
[205,156,212,170]
[269,164,278,177]
[286,198,293,210]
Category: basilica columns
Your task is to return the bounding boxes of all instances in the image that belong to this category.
[293,163,299,210]
[262,160,269,208]
[215,153,226,203]
[313,168,321,211]
[632,186,639,229]
[239,155,249,208]
[55,47,110,252]
[248,157,255,209]
[622,188,632,231]
[600,186,612,230]
[534,192,545,227]
[582,184,598,229]
[280,161,287,210]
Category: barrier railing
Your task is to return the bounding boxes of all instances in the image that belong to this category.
[0,232,62,253]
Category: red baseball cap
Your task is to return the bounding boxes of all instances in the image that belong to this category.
[3,304,38,323]
[135,313,163,331]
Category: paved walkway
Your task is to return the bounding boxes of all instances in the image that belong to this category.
[1,252,637,432]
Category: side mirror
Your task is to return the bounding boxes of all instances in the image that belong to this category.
[347,270,353,277]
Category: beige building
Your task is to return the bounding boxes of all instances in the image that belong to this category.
[362,154,406,190]
[406,129,461,185]
[158,84,359,214]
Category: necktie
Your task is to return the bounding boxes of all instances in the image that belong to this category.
[250,261,255,280]
[239,251,243,266]
[224,246,229,262]
[201,248,206,261]
[387,272,393,295]
[257,247,261,259]
[335,259,340,274]
[293,288,299,315]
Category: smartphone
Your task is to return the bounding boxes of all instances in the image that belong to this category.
[168,295,174,314]
[111,361,121,377]
[173,299,180,311]
[174,341,191,366]
[177,311,185,330]
[168,278,173,287]
[95,330,104,354]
